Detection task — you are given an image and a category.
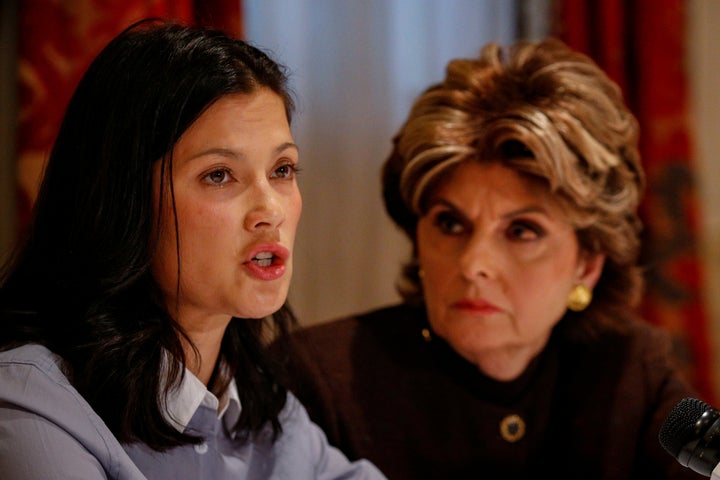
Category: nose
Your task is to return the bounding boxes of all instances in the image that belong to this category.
[244,181,284,231]
[458,231,496,281]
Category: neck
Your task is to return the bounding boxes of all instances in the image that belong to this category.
[472,350,534,381]
[178,315,232,386]
[468,336,549,382]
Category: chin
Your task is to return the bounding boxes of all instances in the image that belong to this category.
[237,295,287,319]
[237,306,283,320]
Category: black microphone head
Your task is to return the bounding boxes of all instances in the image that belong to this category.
[659,397,712,457]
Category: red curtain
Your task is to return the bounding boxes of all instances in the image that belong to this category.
[15,0,242,232]
[555,0,716,403]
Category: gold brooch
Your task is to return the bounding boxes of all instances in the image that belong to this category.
[499,414,525,443]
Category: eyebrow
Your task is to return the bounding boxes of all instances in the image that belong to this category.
[274,142,300,155]
[187,142,300,162]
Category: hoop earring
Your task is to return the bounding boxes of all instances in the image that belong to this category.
[567,284,592,312]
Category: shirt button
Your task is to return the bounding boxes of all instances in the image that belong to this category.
[194,442,209,454]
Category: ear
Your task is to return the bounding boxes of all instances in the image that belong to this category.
[576,253,605,289]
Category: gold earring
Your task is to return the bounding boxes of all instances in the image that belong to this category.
[418,268,425,279]
[567,284,592,312]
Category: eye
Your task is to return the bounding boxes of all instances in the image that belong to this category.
[506,219,544,241]
[271,162,300,180]
[434,210,466,235]
[202,168,232,185]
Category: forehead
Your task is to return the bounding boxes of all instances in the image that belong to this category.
[425,161,580,240]
[431,161,552,204]
[153,90,293,182]
[174,90,291,157]
[183,90,287,136]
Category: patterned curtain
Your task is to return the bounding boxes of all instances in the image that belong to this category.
[554,0,715,403]
[15,0,242,232]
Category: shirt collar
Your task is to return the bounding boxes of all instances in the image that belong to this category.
[161,353,242,434]
[222,380,241,436]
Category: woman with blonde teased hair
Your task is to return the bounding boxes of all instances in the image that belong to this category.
[276,38,703,479]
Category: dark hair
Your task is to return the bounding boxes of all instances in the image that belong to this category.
[0,19,296,450]
[382,38,645,333]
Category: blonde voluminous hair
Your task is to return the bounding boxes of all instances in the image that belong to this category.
[382,38,645,331]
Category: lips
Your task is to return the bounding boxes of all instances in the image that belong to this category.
[244,244,290,281]
[452,298,501,315]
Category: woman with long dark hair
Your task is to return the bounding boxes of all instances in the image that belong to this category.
[0,19,384,480]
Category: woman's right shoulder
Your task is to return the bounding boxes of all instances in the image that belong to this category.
[0,343,98,431]
[0,343,66,373]
[0,343,147,480]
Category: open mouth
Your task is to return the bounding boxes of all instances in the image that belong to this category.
[252,252,275,267]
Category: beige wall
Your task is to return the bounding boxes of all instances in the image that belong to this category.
[689,0,720,395]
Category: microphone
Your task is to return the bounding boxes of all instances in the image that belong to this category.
[659,397,720,477]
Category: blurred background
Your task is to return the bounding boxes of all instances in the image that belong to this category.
[1,0,718,403]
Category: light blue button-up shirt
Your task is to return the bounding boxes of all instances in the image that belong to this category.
[0,344,386,479]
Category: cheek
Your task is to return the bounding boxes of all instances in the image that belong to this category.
[292,192,303,224]
[417,235,458,317]
[153,200,222,271]
[509,258,576,320]
[284,191,303,237]
[417,226,458,281]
